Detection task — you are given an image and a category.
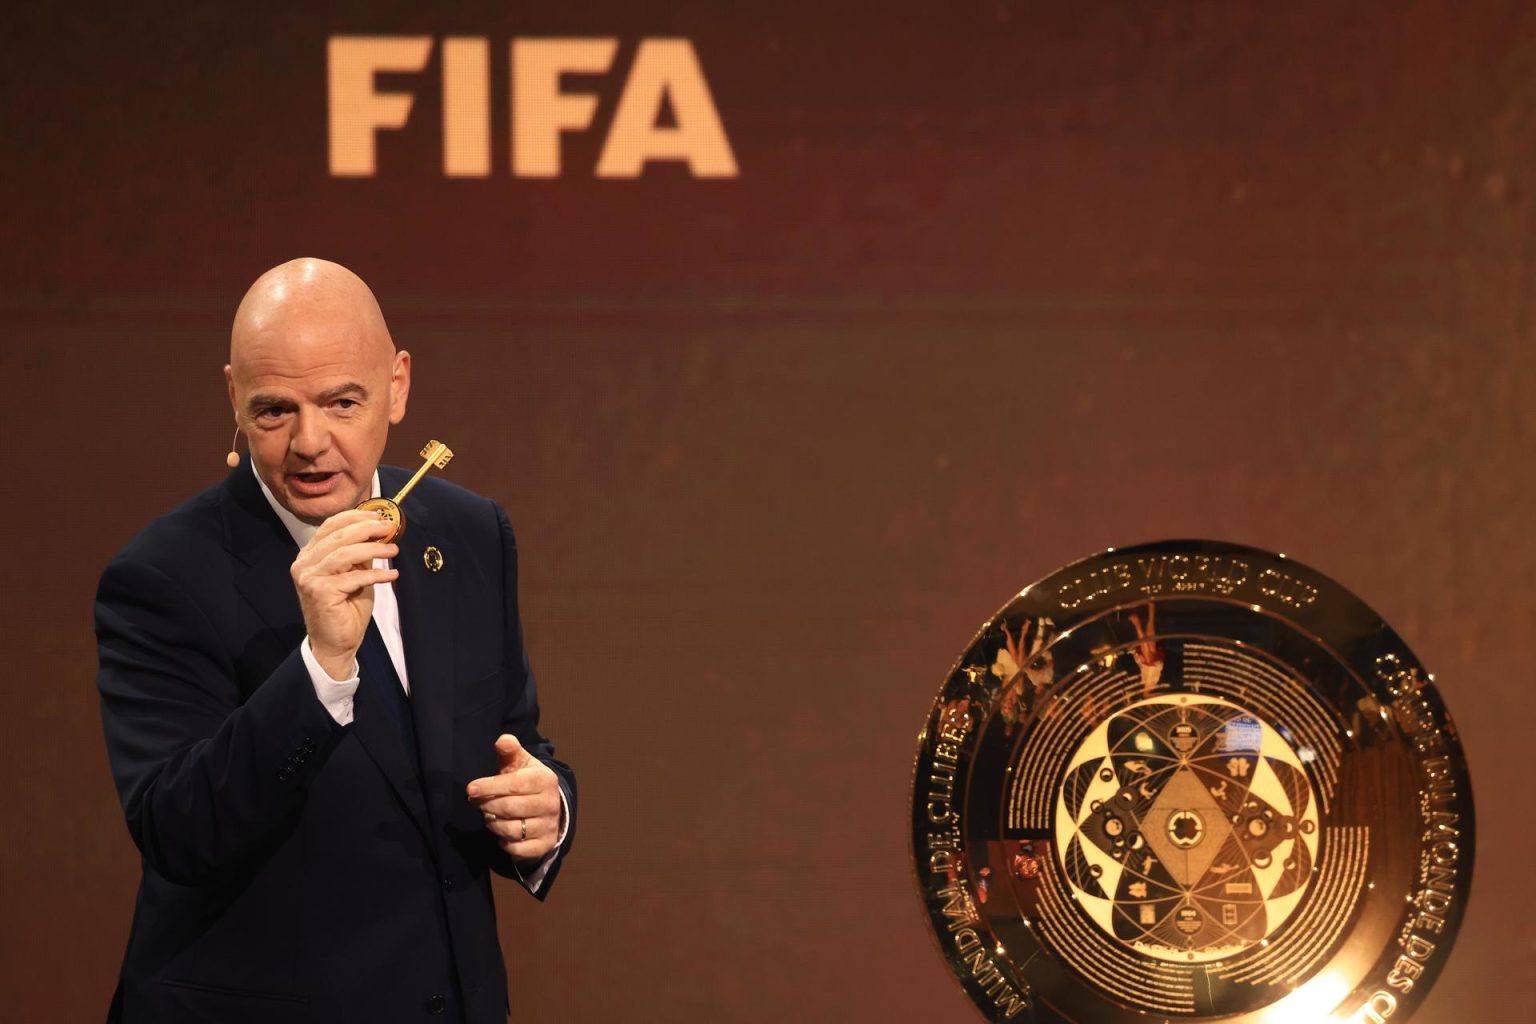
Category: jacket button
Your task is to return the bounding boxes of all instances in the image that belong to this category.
[441,878,454,891]
[427,994,447,1014]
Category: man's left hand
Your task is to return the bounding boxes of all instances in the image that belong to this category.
[467,734,562,861]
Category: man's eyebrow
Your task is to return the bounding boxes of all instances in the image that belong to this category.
[316,382,369,403]
[244,383,368,414]
[244,392,292,414]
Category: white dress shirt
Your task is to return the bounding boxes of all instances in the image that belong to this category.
[253,462,565,890]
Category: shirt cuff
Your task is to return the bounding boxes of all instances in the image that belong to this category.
[301,636,360,726]
[513,780,571,894]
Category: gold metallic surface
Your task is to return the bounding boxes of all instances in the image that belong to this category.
[910,541,1473,1023]
[355,496,405,542]
[354,439,454,542]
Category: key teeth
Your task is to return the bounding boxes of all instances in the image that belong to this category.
[420,440,454,468]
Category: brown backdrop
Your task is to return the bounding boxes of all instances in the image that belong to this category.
[2,2,1531,1021]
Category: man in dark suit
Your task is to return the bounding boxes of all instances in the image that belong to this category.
[96,258,575,1023]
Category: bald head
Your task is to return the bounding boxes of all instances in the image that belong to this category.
[231,257,394,373]
[225,258,411,523]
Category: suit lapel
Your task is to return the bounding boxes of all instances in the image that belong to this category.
[222,459,304,647]
[382,467,458,832]
[349,627,433,841]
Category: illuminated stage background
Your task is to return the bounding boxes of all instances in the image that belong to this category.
[2,3,1532,1020]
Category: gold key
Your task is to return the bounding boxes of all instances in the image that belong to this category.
[356,440,454,542]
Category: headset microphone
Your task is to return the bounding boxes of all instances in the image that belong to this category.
[225,427,241,469]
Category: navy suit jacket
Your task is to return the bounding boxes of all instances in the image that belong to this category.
[96,458,576,1023]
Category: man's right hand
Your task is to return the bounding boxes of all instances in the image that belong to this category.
[290,509,399,679]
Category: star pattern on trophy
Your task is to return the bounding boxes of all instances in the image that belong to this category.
[1054,694,1320,963]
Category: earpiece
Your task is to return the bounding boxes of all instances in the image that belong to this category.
[225,427,241,469]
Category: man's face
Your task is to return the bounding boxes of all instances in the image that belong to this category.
[226,308,410,525]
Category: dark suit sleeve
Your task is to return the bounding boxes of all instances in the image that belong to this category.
[485,503,577,894]
[96,556,346,886]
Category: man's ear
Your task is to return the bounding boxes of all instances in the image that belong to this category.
[225,364,236,411]
[388,350,412,424]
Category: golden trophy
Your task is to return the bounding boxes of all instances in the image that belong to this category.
[911,540,1472,1022]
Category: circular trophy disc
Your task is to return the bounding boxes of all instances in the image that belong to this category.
[911,541,1472,1023]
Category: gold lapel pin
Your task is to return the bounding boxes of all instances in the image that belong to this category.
[423,546,444,572]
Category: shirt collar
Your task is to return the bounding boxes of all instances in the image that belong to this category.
[252,459,381,547]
